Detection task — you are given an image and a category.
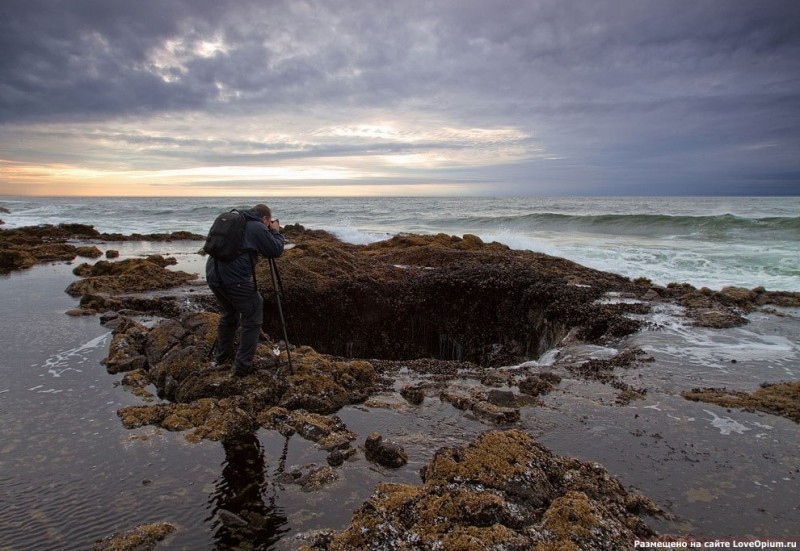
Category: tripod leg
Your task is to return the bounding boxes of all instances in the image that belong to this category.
[269,258,293,374]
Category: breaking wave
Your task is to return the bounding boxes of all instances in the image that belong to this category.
[461,212,800,241]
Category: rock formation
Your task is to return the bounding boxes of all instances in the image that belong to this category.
[300,430,663,550]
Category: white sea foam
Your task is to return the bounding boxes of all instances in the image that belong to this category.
[329,225,392,245]
[478,227,566,257]
[703,409,751,435]
[41,332,111,377]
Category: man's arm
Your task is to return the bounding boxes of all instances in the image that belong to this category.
[252,224,285,258]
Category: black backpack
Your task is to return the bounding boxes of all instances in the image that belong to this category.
[203,209,249,261]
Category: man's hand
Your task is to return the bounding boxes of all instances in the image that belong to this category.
[268,219,281,232]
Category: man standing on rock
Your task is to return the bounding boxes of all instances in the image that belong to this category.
[206,204,284,377]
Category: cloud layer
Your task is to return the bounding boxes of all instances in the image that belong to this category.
[1,0,799,195]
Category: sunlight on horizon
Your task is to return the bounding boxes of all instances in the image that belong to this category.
[0,158,477,197]
[0,184,471,197]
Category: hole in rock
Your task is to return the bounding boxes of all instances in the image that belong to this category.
[261,271,571,366]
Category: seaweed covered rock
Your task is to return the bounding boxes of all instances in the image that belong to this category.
[0,223,100,274]
[305,429,662,550]
[66,255,196,298]
[682,381,800,423]
[110,311,377,442]
[0,242,80,273]
[438,388,522,426]
[258,407,356,450]
[278,346,376,413]
[278,464,340,492]
[262,230,645,367]
[119,396,260,442]
[93,521,176,551]
[103,316,150,374]
[0,222,203,275]
[653,283,800,328]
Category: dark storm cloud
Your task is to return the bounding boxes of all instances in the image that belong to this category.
[5,0,797,121]
[0,0,427,121]
[1,0,799,194]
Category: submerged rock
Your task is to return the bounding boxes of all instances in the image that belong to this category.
[303,429,662,550]
[278,464,340,492]
[364,432,408,468]
[93,522,176,551]
[259,407,358,465]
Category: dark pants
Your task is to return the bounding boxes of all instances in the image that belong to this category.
[211,281,263,373]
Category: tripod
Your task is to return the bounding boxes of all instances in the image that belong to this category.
[268,257,294,374]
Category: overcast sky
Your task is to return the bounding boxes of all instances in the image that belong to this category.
[1,0,799,196]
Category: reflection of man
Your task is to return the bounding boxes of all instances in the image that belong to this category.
[209,432,288,549]
[206,204,284,377]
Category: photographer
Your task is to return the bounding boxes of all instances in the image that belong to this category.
[206,203,284,377]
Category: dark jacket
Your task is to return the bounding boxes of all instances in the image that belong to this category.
[205,209,285,287]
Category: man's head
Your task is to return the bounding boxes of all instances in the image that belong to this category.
[254,203,271,223]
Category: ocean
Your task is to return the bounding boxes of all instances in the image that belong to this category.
[1,195,799,549]
[1,195,799,291]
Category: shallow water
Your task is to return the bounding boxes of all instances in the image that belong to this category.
[1,243,799,549]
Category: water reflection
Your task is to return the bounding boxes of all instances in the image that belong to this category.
[208,432,289,550]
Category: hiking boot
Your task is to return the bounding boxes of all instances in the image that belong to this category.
[214,354,233,367]
[233,363,252,377]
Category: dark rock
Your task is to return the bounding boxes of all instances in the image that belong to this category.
[75,246,103,258]
[296,465,340,491]
[65,308,96,317]
[364,432,408,468]
[259,407,356,451]
[258,230,644,368]
[486,389,516,408]
[641,288,660,300]
[102,318,150,374]
[105,249,120,258]
[471,401,520,425]
[326,447,357,467]
[439,390,474,410]
[0,248,36,272]
[519,372,561,397]
[400,385,425,405]
[79,293,125,312]
[0,224,105,274]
